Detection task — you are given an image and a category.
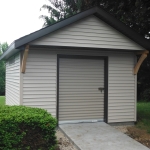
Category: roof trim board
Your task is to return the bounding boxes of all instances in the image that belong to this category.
[0,6,149,60]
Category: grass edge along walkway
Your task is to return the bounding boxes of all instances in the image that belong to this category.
[136,102,150,133]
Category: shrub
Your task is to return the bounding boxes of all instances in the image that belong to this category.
[0,105,57,150]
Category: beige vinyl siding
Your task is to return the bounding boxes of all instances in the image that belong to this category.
[59,58,104,123]
[22,50,57,116]
[30,15,144,50]
[6,53,20,105]
[108,54,135,122]
[23,48,136,122]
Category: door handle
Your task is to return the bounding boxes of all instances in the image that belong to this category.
[98,87,105,93]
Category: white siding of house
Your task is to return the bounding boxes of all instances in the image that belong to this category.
[30,15,144,51]
[108,54,136,122]
[22,48,136,123]
[6,53,20,105]
[22,50,57,116]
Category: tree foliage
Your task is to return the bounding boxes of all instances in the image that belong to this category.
[98,0,150,39]
[1,42,8,53]
[40,0,96,27]
[40,0,73,27]
[0,42,8,95]
[137,54,150,101]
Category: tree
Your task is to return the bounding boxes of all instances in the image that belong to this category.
[98,0,150,39]
[0,42,8,95]
[40,0,96,27]
[1,42,8,53]
[137,54,150,101]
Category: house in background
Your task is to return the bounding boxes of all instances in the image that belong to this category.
[0,6,149,125]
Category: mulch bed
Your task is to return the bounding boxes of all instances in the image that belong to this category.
[127,127,150,148]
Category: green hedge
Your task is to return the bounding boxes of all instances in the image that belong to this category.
[0,105,57,150]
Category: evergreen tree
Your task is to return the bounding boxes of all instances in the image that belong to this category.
[0,42,8,95]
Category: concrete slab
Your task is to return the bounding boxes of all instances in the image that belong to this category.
[59,122,149,150]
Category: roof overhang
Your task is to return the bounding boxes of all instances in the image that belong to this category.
[0,6,149,60]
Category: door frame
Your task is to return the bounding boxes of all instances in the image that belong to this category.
[57,54,108,123]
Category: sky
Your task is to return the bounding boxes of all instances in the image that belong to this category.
[0,0,51,45]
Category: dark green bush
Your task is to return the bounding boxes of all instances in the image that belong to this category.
[140,88,150,102]
[0,105,57,150]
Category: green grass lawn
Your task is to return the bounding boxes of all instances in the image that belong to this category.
[136,102,150,133]
[0,96,5,105]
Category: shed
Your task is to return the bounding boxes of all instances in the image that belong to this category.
[1,6,150,125]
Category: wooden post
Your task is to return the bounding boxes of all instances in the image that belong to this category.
[21,45,29,73]
[133,50,149,75]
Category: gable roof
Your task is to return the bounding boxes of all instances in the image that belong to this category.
[0,6,150,60]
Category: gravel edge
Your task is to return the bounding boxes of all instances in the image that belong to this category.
[56,129,78,150]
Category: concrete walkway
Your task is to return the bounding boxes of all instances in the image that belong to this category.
[59,122,149,150]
